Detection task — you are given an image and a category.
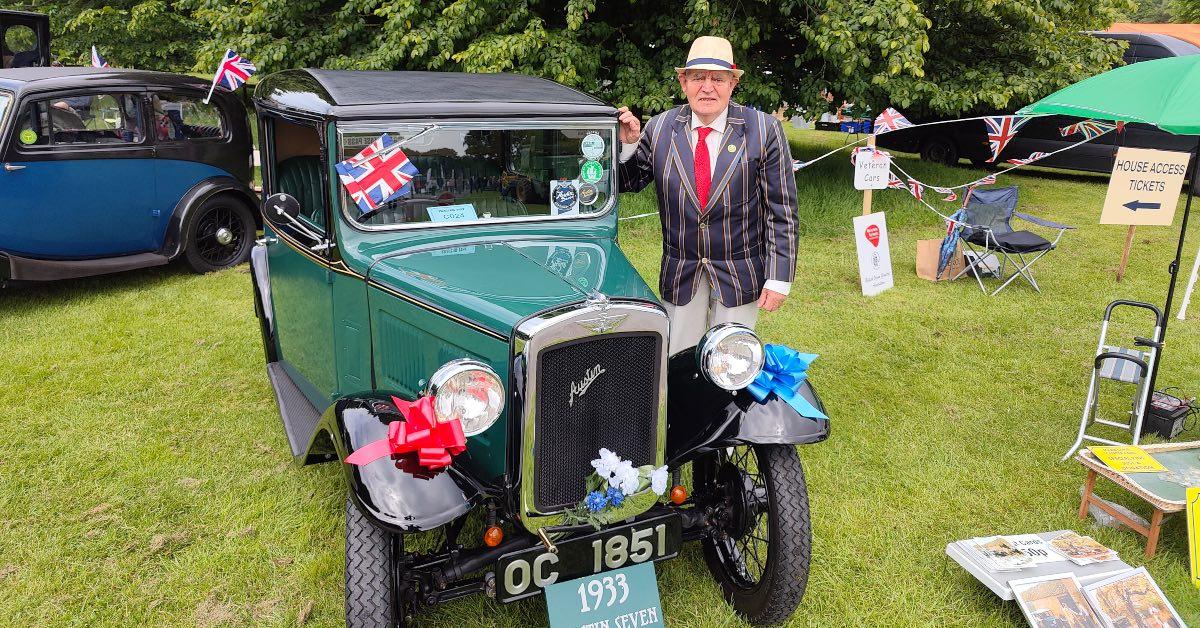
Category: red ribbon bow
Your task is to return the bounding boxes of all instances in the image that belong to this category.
[344,396,466,469]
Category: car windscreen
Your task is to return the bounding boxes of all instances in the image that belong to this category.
[336,124,616,228]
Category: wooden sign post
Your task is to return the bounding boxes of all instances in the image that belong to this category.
[1117,225,1136,282]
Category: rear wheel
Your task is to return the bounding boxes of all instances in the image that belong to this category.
[695,444,811,625]
[182,195,255,273]
[920,135,959,166]
[345,498,404,627]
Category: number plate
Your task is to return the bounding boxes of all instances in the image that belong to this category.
[495,513,681,603]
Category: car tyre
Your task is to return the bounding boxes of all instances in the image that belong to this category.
[696,444,811,626]
[920,135,959,166]
[182,195,255,273]
[345,498,401,628]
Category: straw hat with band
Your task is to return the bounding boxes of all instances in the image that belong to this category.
[675,36,745,79]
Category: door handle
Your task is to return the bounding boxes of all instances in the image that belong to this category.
[3,163,26,172]
[255,236,278,246]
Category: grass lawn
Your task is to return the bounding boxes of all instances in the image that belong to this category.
[2,129,1199,626]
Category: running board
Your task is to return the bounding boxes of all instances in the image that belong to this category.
[266,363,322,458]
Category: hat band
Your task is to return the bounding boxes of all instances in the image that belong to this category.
[684,57,734,70]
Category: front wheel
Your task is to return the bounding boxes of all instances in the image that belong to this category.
[181,195,255,273]
[345,498,404,628]
[695,444,811,626]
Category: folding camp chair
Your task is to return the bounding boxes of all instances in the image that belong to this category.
[950,186,1074,296]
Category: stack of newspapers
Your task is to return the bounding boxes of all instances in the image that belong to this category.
[945,530,1131,600]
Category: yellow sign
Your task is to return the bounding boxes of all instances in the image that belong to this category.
[1088,445,1168,473]
[1100,147,1191,226]
[1189,487,1200,589]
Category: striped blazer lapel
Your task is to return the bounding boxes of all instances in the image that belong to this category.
[667,107,702,210]
[704,104,747,212]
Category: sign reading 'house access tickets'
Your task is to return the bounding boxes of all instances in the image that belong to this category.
[1100,147,1191,226]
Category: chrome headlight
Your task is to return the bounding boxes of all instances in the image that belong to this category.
[697,324,765,390]
[425,359,504,436]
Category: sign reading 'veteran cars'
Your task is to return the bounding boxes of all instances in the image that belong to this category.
[853,150,891,190]
[1101,147,1190,226]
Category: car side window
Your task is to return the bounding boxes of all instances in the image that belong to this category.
[17,93,144,147]
[271,118,327,233]
[151,94,226,142]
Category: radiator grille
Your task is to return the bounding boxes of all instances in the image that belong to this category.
[534,333,661,511]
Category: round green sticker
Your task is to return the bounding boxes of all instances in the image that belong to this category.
[580,160,603,184]
[19,129,37,145]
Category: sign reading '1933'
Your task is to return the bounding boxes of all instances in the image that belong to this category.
[545,562,664,628]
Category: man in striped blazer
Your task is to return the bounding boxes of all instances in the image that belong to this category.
[617,36,799,354]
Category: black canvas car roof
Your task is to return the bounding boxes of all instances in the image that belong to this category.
[254,69,616,120]
[0,67,213,95]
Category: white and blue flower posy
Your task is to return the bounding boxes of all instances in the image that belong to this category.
[587,448,668,497]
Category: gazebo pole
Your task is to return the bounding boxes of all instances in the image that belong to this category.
[1142,137,1200,420]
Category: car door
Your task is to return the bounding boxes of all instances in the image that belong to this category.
[260,115,337,409]
[0,89,157,258]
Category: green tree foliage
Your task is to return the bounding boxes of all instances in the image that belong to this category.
[1173,0,1200,21]
[7,0,1135,119]
[3,0,202,70]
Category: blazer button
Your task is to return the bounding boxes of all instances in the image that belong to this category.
[701,257,709,264]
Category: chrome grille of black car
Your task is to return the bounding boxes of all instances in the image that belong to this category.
[533,332,661,512]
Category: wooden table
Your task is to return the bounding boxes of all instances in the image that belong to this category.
[1075,441,1199,557]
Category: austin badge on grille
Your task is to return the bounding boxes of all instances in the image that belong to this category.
[569,364,606,407]
[576,312,628,334]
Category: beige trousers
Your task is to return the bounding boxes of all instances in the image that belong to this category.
[663,280,760,355]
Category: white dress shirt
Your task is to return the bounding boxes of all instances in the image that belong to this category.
[619,107,791,296]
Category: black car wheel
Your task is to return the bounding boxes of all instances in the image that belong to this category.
[695,444,811,626]
[920,135,960,166]
[346,498,405,627]
[182,195,255,273]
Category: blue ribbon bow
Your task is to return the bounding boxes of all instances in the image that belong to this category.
[746,344,828,420]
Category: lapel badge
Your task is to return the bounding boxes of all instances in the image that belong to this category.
[727,144,736,152]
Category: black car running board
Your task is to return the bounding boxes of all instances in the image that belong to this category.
[3,251,169,282]
[266,362,322,458]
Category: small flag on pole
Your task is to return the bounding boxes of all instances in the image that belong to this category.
[983,116,1030,162]
[334,134,420,214]
[90,46,109,68]
[204,49,257,104]
[873,108,914,135]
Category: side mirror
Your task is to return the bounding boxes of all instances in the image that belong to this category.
[264,192,301,222]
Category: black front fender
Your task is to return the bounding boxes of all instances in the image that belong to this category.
[665,350,830,467]
[322,394,478,534]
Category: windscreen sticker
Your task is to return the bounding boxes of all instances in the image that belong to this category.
[426,203,478,222]
[580,160,604,184]
[19,129,37,145]
[551,180,580,216]
[578,182,599,206]
[581,133,605,159]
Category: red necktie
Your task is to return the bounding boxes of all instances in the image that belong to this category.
[694,126,713,211]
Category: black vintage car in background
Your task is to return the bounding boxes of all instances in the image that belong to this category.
[0,10,50,69]
[250,68,830,626]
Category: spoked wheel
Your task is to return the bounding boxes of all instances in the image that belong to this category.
[694,444,811,626]
[182,196,255,273]
[345,498,409,627]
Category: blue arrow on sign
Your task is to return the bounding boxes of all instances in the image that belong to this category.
[1124,200,1162,211]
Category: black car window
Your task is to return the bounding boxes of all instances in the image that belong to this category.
[151,94,226,142]
[17,93,144,147]
[1132,43,1172,62]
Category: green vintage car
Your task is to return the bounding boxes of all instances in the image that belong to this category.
[250,69,830,626]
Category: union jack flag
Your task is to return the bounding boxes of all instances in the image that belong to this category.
[975,173,997,186]
[887,172,906,189]
[873,108,914,135]
[932,186,957,203]
[983,116,1030,163]
[207,50,256,96]
[334,134,420,214]
[1059,119,1116,140]
[906,179,924,201]
[1007,151,1051,166]
[91,46,109,68]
